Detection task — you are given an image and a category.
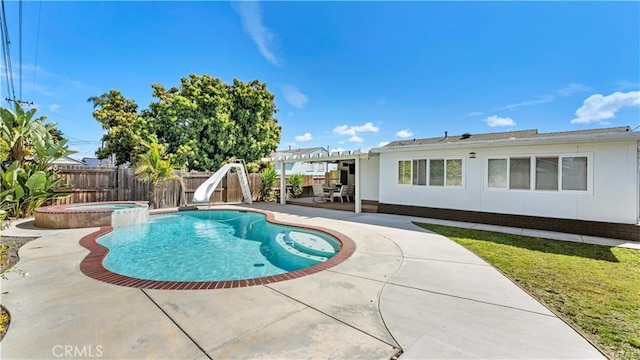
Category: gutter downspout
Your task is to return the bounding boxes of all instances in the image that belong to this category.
[355,156,361,213]
[280,160,286,205]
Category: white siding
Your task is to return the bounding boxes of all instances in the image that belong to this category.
[378,141,639,224]
[359,155,379,201]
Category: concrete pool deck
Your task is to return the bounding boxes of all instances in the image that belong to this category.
[0,203,612,359]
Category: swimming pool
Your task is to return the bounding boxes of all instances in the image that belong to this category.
[96,210,343,282]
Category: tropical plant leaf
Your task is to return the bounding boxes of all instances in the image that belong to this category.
[25,171,46,191]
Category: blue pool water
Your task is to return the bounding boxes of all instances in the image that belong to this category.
[97,210,341,281]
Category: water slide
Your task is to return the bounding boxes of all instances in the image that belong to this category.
[192,163,253,204]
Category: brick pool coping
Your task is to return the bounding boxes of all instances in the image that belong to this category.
[79,208,356,290]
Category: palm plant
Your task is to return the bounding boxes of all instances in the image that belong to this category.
[259,167,278,201]
[133,141,184,209]
[288,173,304,198]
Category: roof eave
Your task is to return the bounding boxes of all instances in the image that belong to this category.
[372,132,640,153]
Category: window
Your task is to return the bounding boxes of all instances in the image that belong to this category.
[509,158,530,190]
[535,157,558,190]
[306,163,314,172]
[429,159,444,186]
[429,159,463,187]
[399,158,464,187]
[446,159,463,186]
[487,154,590,192]
[398,160,411,184]
[317,163,325,172]
[412,160,427,185]
[488,159,507,188]
[562,157,587,191]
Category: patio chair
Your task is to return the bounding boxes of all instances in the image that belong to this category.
[312,184,330,202]
[346,184,355,202]
[332,185,349,203]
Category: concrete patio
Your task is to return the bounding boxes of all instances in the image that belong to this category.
[0,203,609,359]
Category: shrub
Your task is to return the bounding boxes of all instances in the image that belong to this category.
[288,173,304,198]
[0,161,69,218]
[259,167,278,201]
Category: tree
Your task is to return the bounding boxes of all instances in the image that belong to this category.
[87,90,153,166]
[147,74,281,171]
[133,140,184,209]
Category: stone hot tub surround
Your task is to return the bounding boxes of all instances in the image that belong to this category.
[34,201,149,229]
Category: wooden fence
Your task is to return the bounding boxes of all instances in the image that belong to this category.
[52,166,325,208]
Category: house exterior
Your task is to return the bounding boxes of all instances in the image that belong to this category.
[51,156,85,166]
[270,127,639,241]
[81,157,114,167]
[270,147,337,176]
[373,126,640,241]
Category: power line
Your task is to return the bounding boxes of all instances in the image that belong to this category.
[38,107,104,132]
[18,0,21,100]
[31,0,41,101]
[0,0,16,102]
[67,137,102,145]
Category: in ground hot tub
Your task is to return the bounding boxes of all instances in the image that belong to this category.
[35,201,149,229]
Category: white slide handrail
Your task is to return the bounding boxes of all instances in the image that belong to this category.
[192,163,253,204]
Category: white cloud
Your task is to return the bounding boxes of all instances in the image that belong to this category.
[614,80,640,91]
[294,132,313,142]
[49,104,61,112]
[333,122,379,136]
[338,140,345,144]
[0,64,88,99]
[377,141,390,147]
[484,115,516,127]
[557,83,591,97]
[235,2,279,66]
[499,95,555,111]
[467,111,484,116]
[496,83,590,112]
[333,125,354,136]
[332,122,378,143]
[570,91,640,124]
[352,122,379,133]
[282,84,308,109]
[396,129,413,138]
[329,147,346,153]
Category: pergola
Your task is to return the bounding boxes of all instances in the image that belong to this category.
[267,149,372,213]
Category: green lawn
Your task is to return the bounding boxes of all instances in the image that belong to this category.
[415,223,640,360]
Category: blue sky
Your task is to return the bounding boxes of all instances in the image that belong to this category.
[1,1,639,160]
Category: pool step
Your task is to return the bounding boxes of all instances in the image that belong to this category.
[275,233,328,262]
[286,231,336,257]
